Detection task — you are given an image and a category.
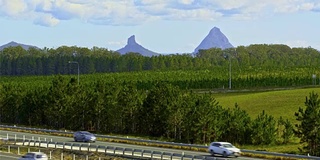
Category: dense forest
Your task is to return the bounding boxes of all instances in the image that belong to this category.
[0,44,319,76]
[1,44,320,155]
[0,76,294,146]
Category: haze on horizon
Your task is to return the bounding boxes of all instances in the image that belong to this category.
[0,0,319,53]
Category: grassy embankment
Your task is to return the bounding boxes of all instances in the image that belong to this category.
[212,86,320,153]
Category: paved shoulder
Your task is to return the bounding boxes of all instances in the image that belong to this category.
[0,152,20,160]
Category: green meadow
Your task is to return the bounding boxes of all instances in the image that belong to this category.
[213,87,320,124]
[210,87,320,153]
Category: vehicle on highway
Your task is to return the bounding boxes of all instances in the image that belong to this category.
[18,152,48,160]
[73,131,96,142]
[208,142,241,157]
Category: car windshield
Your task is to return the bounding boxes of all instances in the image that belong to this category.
[22,153,35,158]
[81,131,92,135]
[222,143,234,148]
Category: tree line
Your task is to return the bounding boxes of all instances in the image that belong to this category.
[1,68,318,91]
[0,44,319,76]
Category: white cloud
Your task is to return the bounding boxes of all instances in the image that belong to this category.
[107,40,126,46]
[300,2,315,11]
[33,14,60,27]
[267,0,319,13]
[0,0,318,26]
[165,8,222,21]
[0,0,28,17]
[213,0,250,10]
[178,0,194,5]
[315,2,320,11]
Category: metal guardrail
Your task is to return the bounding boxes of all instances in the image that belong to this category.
[1,124,319,159]
[1,137,219,160]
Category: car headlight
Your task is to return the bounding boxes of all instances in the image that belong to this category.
[228,150,237,153]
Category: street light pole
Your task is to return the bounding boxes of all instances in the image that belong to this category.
[68,61,79,85]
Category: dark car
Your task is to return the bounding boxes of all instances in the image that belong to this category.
[18,152,48,160]
[73,131,96,142]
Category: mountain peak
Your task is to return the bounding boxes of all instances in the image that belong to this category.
[8,41,18,44]
[116,35,159,57]
[0,41,39,50]
[211,26,220,31]
[6,41,20,46]
[193,26,233,53]
[209,27,221,34]
[128,35,137,45]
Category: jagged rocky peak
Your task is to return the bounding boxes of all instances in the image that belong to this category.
[127,35,137,45]
[193,26,234,53]
[116,35,159,57]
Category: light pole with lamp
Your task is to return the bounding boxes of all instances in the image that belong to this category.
[68,61,79,85]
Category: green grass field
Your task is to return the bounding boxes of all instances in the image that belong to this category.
[212,86,320,123]
[210,87,320,153]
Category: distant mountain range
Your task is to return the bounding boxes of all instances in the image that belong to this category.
[0,41,39,50]
[116,27,233,56]
[0,27,234,55]
[116,35,160,57]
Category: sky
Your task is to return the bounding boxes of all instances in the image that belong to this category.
[0,0,319,54]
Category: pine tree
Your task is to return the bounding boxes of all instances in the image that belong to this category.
[295,92,320,156]
[251,110,277,145]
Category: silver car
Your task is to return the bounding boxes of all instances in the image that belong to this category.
[18,152,48,160]
[73,131,96,142]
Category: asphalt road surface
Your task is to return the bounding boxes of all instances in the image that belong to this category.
[0,130,266,160]
[0,152,20,160]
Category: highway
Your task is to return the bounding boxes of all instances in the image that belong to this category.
[0,152,20,160]
[0,130,265,160]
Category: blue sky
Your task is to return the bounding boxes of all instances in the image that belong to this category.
[0,0,319,54]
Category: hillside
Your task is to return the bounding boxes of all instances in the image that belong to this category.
[213,87,320,123]
[0,41,39,50]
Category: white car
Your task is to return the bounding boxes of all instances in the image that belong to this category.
[18,152,48,160]
[208,142,241,157]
